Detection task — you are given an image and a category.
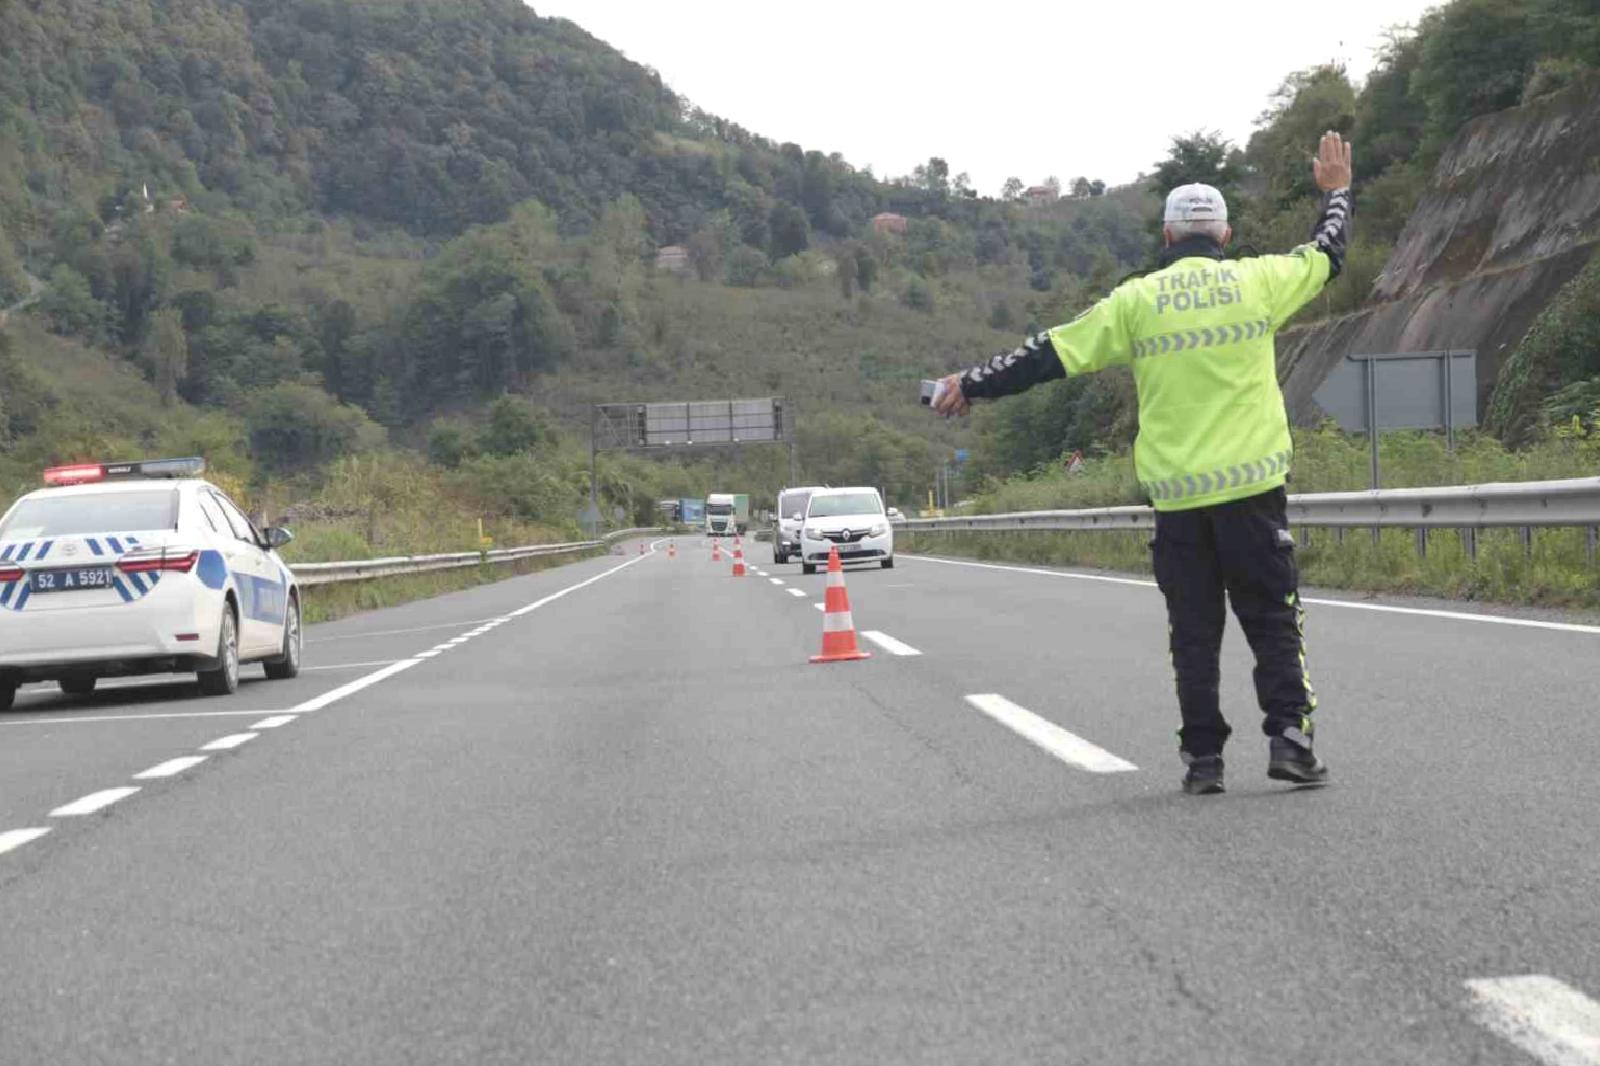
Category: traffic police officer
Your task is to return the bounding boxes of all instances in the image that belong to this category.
[934,132,1353,795]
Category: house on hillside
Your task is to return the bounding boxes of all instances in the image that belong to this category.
[871,212,907,236]
[1024,185,1057,205]
[655,244,691,273]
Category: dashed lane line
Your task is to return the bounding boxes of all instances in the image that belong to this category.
[1466,975,1600,1065]
[964,694,1138,774]
[134,756,208,780]
[0,828,51,856]
[905,554,1600,635]
[5,549,653,861]
[769,577,785,586]
[813,602,825,611]
[861,631,922,656]
[50,788,141,817]
[787,588,807,598]
[200,733,258,752]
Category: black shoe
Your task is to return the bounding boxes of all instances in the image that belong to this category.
[1181,754,1225,795]
[1267,729,1328,785]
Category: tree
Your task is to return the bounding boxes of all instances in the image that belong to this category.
[245,383,384,472]
[1001,176,1024,201]
[768,202,810,259]
[1412,0,1539,156]
[1246,65,1356,207]
[142,306,189,405]
[1043,176,1062,199]
[1070,177,1092,198]
[1088,179,1106,197]
[480,395,548,455]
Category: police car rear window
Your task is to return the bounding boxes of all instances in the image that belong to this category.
[0,490,178,539]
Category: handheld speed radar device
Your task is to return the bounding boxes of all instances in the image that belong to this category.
[919,378,948,407]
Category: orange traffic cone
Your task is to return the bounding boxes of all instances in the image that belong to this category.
[711,539,722,562]
[668,540,676,559]
[810,546,870,663]
[638,542,646,555]
[731,538,746,577]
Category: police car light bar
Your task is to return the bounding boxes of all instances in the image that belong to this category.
[42,457,206,486]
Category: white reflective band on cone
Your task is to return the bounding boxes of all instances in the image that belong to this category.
[823,611,855,632]
[827,571,845,587]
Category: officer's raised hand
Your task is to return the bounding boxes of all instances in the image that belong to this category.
[1313,130,1352,191]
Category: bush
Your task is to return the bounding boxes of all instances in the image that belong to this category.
[245,383,385,472]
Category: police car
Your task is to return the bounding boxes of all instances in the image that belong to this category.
[0,458,301,709]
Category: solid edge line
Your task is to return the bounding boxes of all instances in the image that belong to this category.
[0,827,51,856]
[1465,975,1600,1066]
[134,755,208,780]
[50,787,141,817]
[861,630,923,656]
[293,550,651,715]
[1,709,284,727]
[908,553,1600,635]
[965,693,1138,773]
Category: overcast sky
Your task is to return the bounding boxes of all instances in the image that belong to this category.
[528,0,1438,194]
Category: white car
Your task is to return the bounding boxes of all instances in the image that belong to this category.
[0,458,302,709]
[799,487,894,574]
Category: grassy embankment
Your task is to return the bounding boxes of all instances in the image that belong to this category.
[902,426,1600,610]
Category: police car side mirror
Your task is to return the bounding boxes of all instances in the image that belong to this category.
[263,527,294,550]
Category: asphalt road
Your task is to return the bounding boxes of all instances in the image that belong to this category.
[2,539,1598,1065]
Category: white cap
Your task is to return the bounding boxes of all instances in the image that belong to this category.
[1163,183,1228,223]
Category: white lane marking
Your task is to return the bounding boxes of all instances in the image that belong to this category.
[446,637,471,646]
[861,631,922,656]
[907,554,1600,635]
[964,694,1138,773]
[251,715,297,729]
[293,552,647,716]
[201,733,258,751]
[787,588,807,598]
[291,658,421,714]
[907,554,1154,589]
[303,660,401,672]
[311,618,504,643]
[1466,975,1600,1065]
[507,552,652,619]
[1,709,279,727]
[0,828,50,856]
[416,651,441,659]
[769,578,785,586]
[814,602,826,611]
[134,756,208,779]
[51,787,141,817]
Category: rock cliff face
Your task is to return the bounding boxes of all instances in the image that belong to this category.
[1277,75,1600,424]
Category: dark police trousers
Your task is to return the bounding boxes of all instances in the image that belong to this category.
[1150,486,1316,757]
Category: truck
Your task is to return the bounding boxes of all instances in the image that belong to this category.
[704,493,749,537]
[678,497,706,527]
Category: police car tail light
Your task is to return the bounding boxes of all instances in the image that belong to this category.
[42,463,106,486]
[0,564,23,583]
[116,547,200,575]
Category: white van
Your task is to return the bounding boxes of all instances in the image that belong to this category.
[772,485,826,564]
[798,487,893,574]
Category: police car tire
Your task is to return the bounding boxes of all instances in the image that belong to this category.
[881,557,895,569]
[59,677,97,696]
[264,597,302,681]
[0,683,14,711]
[802,563,817,575]
[197,607,240,697]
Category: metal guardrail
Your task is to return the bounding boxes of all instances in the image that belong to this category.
[898,478,1600,561]
[292,528,666,587]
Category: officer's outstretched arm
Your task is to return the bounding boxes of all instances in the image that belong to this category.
[934,292,1132,416]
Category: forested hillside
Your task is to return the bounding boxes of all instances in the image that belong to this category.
[0,0,1150,533]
